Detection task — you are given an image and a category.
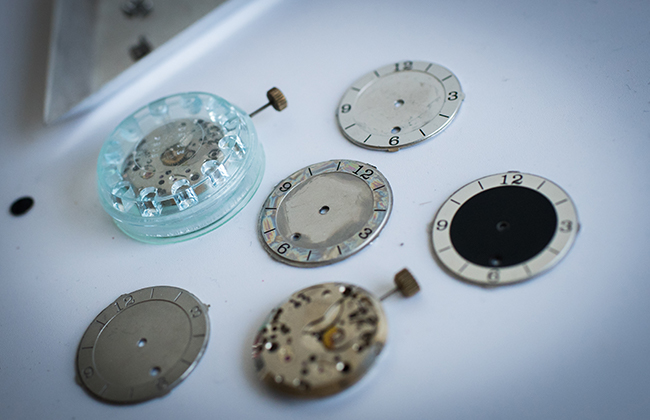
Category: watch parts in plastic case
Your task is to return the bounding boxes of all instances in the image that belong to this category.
[97,89,285,243]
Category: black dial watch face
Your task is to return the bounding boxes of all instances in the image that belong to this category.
[450,186,557,268]
[432,173,579,286]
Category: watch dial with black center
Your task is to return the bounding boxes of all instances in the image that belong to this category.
[450,186,557,268]
[432,172,579,285]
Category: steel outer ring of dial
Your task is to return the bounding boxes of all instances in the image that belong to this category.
[76,286,210,403]
[252,282,388,397]
[431,172,579,286]
[259,159,393,267]
[337,60,464,151]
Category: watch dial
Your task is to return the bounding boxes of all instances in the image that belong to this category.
[337,60,464,151]
[432,172,579,286]
[259,159,392,267]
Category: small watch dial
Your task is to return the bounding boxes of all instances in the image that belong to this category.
[432,172,579,285]
[259,159,392,267]
[337,60,464,151]
[76,286,210,403]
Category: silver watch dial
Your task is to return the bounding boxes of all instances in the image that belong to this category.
[76,286,210,403]
[432,172,579,286]
[337,60,464,151]
[259,159,392,267]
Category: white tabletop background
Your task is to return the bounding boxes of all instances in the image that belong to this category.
[1,0,649,419]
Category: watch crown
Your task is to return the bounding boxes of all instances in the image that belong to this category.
[249,87,287,117]
[380,268,421,301]
[394,268,420,298]
[266,87,287,111]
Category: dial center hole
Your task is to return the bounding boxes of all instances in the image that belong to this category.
[291,233,301,241]
[496,221,510,232]
[394,99,404,108]
[137,338,147,348]
[319,206,330,215]
[391,126,401,134]
[149,367,161,376]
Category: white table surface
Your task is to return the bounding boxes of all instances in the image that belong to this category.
[1,0,649,419]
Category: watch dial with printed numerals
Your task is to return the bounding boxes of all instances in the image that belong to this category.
[432,172,579,286]
[76,286,210,404]
[259,159,392,267]
[337,60,464,151]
